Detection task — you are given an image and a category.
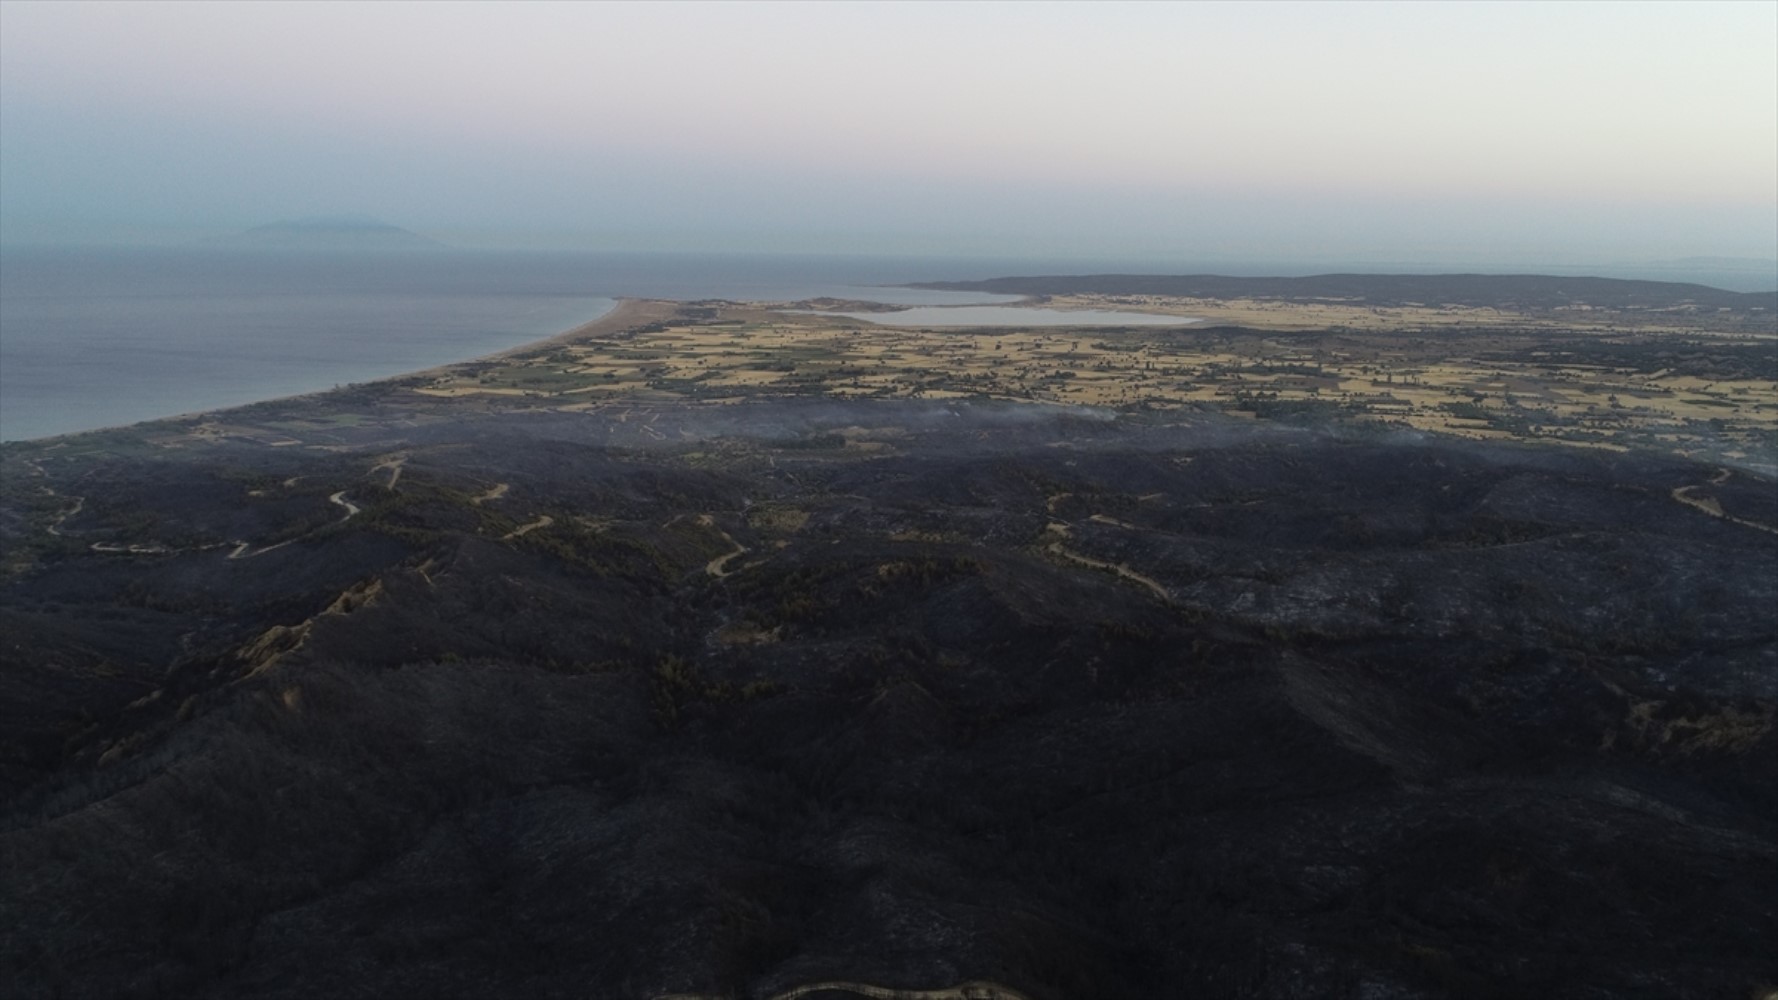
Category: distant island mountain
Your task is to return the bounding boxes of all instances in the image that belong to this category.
[205,216,449,251]
[914,273,1777,312]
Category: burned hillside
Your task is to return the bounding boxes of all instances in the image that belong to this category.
[2,400,1773,999]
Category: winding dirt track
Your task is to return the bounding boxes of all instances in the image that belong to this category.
[503,514,554,540]
[470,482,509,505]
[227,491,361,560]
[656,979,1030,1000]
[700,514,749,577]
[1043,522,1170,602]
[370,455,407,490]
[226,539,293,561]
[35,478,365,559]
[1088,513,1140,530]
[46,495,83,537]
[89,541,173,555]
[31,459,87,539]
[1671,468,1778,536]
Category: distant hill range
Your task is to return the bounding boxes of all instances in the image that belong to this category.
[1644,255,1778,273]
[206,216,448,252]
[915,273,1777,312]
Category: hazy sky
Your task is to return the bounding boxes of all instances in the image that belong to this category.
[2,1,1774,264]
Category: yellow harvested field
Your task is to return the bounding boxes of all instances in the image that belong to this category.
[402,299,1775,467]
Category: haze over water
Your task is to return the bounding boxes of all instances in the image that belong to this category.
[3,4,1772,264]
[0,247,1036,442]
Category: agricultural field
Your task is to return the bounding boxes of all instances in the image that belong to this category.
[408,297,1777,471]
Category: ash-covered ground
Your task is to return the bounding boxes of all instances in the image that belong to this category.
[2,400,1774,999]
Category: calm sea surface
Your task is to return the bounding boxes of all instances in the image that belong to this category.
[0,248,1036,442]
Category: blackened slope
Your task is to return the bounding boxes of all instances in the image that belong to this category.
[1,407,1774,1000]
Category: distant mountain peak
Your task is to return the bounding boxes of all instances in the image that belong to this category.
[209,217,449,251]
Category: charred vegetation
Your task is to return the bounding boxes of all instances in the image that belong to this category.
[2,392,1774,999]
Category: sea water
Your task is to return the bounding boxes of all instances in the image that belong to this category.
[0,248,1034,442]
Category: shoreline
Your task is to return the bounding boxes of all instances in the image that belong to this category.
[401,297,677,379]
[2,298,670,448]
